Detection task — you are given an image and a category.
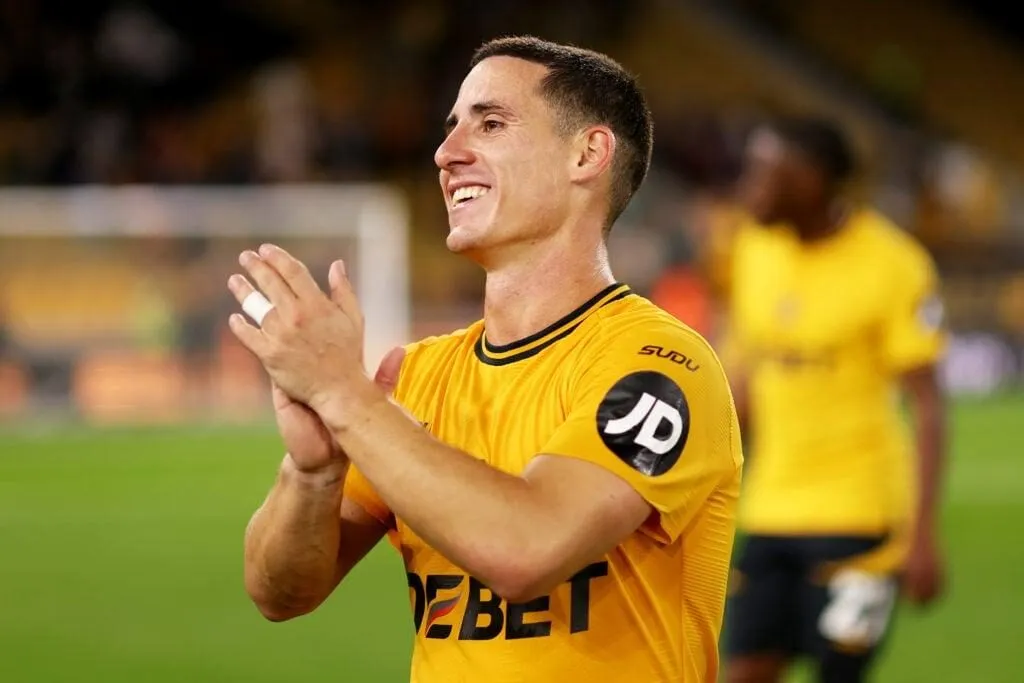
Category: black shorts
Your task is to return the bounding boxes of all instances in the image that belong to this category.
[724,534,899,676]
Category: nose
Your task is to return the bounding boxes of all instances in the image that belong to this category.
[434,125,475,171]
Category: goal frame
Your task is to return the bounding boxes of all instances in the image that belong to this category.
[0,183,411,369]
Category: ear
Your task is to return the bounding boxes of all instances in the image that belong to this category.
[569,125,615,185]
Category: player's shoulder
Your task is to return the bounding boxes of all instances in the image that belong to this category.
[403,320,483,367]
[731,219,791,266]
[731,215,769,249]
[585,291,723,371]
[393,321,482,402]
[850,207,936,270]
[581,291,741,472]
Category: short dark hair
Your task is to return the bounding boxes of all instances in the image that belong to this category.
[470,36,654,231]
[766,117,856,184]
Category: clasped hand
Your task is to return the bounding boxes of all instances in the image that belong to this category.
[227,244,368,414]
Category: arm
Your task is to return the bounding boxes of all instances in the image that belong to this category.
[902,364,946,542]
[244,455,386,621]
[230,263,405,622]
[319,389,649,603]
[314,330,733,603]
[876,242,948,605]
[227,246,728,604]
[899,363,948,605]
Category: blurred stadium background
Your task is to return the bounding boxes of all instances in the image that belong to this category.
[1,1,1022,681]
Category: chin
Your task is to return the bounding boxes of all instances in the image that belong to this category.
[446,224,484,254]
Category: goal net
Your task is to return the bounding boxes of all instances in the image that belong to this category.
[0,185,410,424]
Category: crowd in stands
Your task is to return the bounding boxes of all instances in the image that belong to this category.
[1,1,1023,417]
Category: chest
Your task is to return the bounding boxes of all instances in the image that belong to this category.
[401,347,573,475]
[735,237,888,353]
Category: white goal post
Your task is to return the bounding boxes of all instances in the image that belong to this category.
[0,184,411,372]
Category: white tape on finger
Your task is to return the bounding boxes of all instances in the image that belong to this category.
[242,291,275,327]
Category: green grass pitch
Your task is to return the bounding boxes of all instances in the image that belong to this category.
[1,393,1022,682]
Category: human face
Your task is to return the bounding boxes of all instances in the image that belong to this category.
[737,128,790,225]
[435,56,574,257]
[738,128,826,226]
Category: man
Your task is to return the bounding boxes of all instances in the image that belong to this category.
[231,37,743,682]
[721,118,948,683]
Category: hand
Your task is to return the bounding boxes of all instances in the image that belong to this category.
[273,347,406,474]
[227,244,367,410]
[272,382,337,473]
[901,533,945,607]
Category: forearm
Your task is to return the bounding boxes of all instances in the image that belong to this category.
[244,455,346,619]
[320,388,545,596]
[911,389,946,539]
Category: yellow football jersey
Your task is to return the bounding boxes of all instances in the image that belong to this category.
[728,208,946,545]
[345,283,743,683]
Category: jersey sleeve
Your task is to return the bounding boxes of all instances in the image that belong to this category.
[540,323,740,544]
[880,246,947,372]
[342,464,393,528]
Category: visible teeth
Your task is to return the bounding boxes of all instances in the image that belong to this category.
[452,185,489,205]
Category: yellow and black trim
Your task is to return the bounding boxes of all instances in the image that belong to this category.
[474,283,633,366]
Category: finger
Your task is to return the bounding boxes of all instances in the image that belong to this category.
[328,260,361,321]
[228,274,277,327]
[374,346,406,394]
[270,382,291,410]
[239,249,296,307]
[228,312,269,358]
[228,272,256,303]
[258,243,323,301]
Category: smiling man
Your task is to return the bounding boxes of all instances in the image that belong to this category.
[235,37,743,682]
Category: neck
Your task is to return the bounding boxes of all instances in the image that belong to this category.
[795,200,848,242]
[481,233,615,346]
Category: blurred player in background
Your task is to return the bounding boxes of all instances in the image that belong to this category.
[234,37,743,682]
[721,118,948,683]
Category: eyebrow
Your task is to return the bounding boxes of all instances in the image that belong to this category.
[443,101,516,135]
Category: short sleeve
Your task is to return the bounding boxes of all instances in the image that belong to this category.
[880,247,947,372]
[342,464,393,528]
[540,323,739,544]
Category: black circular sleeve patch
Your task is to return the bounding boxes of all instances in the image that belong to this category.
[596,371,690,476]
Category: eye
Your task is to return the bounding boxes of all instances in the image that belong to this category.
[482,118,504,133]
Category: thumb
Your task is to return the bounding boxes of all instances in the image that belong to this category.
[374,346,406,394]
[270,381,291,410]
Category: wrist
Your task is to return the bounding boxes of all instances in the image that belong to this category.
[312,375,385,434]
[281,452,348,488]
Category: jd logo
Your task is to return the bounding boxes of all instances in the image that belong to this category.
[407,562,608,640]
[597,371,689,476]
[638,344,700,372]
[604,392,685,456]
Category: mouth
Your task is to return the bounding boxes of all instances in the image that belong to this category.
[449,184,491,210]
